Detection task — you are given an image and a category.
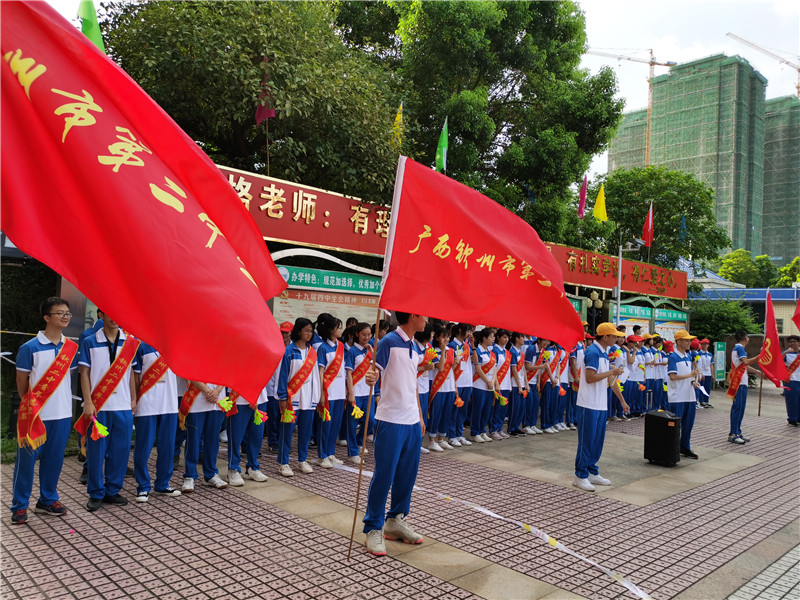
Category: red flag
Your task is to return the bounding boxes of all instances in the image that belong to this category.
[759,292,790,387]
[255,57,276,125]
[1,1,286,402]
[380,157,583,350]
[578,175,587,219]
[642,202,654,247]
[793,298,800,332]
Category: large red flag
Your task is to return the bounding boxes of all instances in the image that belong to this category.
[380,157,583,350]
[759,292,790,387]
[642,202,654,248]
[793,298,800,332]
[1,1,286,402]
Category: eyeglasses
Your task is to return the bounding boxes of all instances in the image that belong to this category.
[48,312,72,318]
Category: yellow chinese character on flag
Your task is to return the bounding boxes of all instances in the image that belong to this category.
[97,126,152,172]
[51,88,102,142]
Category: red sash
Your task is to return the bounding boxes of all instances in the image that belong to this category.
[452,342,471,382]
[287,345,317,403]
[75,336,140,436]
[178,383,203,430]
[496,349,512,386]
[727,361,747,400]
[430,347,454,400]
[18,338,77,449]
[525,350,545,375]
[417,345,437,378]
[472,349,497,382]
[137,354,169,399]
[319,341,344,419]
[539,352,560,396]
[786,354,800,378]
[350,347,373,386]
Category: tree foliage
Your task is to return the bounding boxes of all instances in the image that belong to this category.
[688,299,759,342]
[103,1,399,203]
[581,166,730,269]
[775,256,800,288]
[718,249,784,287]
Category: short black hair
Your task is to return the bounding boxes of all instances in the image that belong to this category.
[787,335,799,343]
[290,318,314,342]
[40,297,69,318]
[414,322,433,344]
[395,311,411,325]
[734,330,749,343]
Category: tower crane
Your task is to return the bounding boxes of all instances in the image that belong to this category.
[587,49,677,165]
[726,33,800,98]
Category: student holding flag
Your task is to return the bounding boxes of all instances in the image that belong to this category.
[728,331,762,445]
[11,298,78,524]
[784,335,800,426]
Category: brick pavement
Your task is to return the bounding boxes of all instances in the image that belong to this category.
[1,388,798,599]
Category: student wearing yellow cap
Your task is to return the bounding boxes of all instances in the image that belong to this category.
[667,329,702,459]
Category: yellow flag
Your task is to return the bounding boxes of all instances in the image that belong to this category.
[593,184,608,222]
[392,102,403,150]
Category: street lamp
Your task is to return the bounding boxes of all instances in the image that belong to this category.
[615,237,645,327]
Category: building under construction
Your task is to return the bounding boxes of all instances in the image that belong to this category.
[609,54,799,263]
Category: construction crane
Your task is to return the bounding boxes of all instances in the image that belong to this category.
[587,49,677,165]
[726,33,800,98]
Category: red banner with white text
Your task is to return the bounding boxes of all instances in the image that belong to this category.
[1,1,286,402]
[380,157,583,350]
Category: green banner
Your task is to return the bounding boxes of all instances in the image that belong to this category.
[655,308,688,321]
[714,342,726,381]
[277,265,381,294]
[611,304,653,319]
[570,298,582,313]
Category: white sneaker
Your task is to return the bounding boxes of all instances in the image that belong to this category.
[279,463,294,477]
[610,416,622,422]
[471,435,484,443]
[181,478,195,493]
[337,439,348,446]
[206,474,228,489]
[490,432,503,440]
[458,436,472,446]
[227,470,245,487]
[219,430,228,443]
[499,431,510,439]
[449,438,462,447]
[317,457,333,469]
[572,476,595,492]
[136,491,149,503]
[481,433,492,442]
[544,427,557,434]
[556,423,568,431]
[348,455,362,465]
[298,461,313,474]
[428,440,443,452]
[329,455,344,465]
[588,474,611,486]
[531,426,543,434]
[523,426,535,434]
[420,446,430,454]
[367,434,374,442]
[439,439,453,450]
[568,424,577,430]
[244,467,268,482]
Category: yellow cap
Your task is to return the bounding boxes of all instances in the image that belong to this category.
[673,329,697,340]
[595,322,621,336]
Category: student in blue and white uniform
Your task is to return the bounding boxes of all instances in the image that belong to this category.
[80,313,141,511]
[265,321,293,455]
[226,384,270,485]
[697,338,715,408]
[729,331,762,445]
[277,318,321,477]
[642,335,657,412]
[316,314,347,469]
[448,323,474,447]
[427,325,459,451]
[345,322,375,464]
[507,332,528,437]
[668,329,703,459]
[414,324,435,453]
[556,344,571,431]
[489,330,512,439]
[568,337,586,430]
[628,336,646,415]
[133,342,181,502]
[11,298,77,524]
[182,380,228,492]
[540,345,560,433]
[573,323,628,492]
[362,311,426,556]
[654,337,670,410]
[784,335,800,426]
[470,329,497,443]
[523,338,550,434]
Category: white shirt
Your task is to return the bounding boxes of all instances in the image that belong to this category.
[667,350,694,403]
[135,346,178,416]
[374,328,421,425]
[577,342,610,410]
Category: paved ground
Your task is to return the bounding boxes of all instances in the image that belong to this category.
[2,386,798,599]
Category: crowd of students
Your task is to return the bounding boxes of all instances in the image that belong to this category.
[10,297,800,526]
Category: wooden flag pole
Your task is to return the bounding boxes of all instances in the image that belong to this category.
[757,372,764,416]
[347,307,383,561]
[265,118,270,177]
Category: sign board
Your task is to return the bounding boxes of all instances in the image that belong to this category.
[569,298,582,313]
[655,308,688,321]
[219,165,390,256]
[714,342,727,381]
[272,288,379,325]
[611,304,653,319]
[276,265,381,295]
[546,243,687,299]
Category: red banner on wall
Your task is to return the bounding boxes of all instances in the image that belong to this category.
[546,243,687,299]
[219,166,390,256]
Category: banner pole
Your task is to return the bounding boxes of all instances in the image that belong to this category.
[757,373,763,417]
[347,306,382,560]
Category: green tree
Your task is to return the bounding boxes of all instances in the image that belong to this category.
[688,299,759,342]
[775,256,800,287]
[584,166,730,269]
[719,249,759,287]
[753,254,779,287]
[335,1,624,241]
[103,1,399,203]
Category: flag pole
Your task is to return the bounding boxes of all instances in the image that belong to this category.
[265,118,270,177]
[757,373,763,417]
[347,306,383,561]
